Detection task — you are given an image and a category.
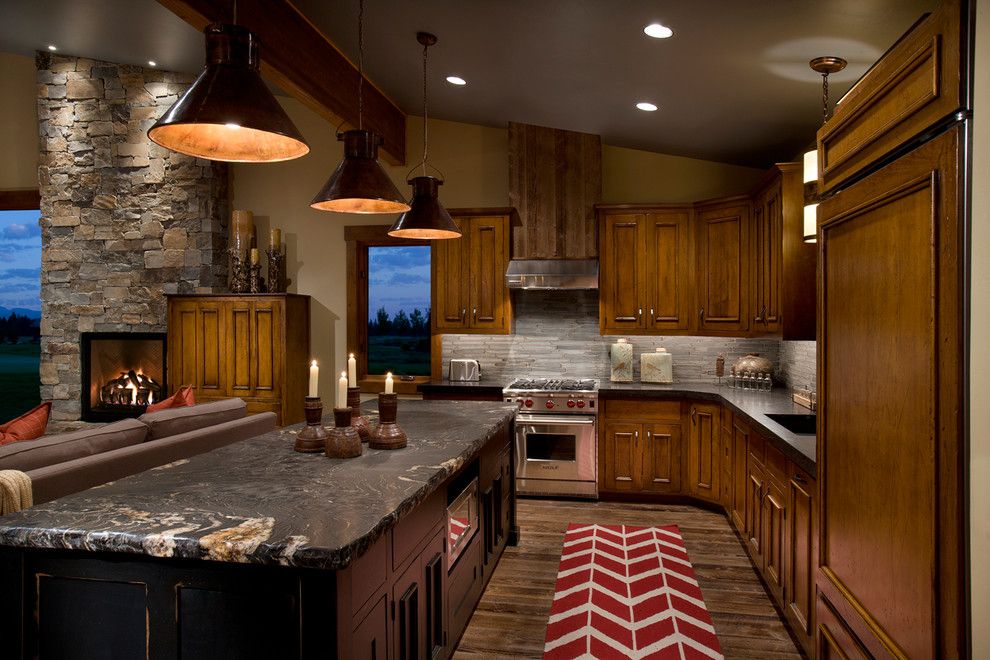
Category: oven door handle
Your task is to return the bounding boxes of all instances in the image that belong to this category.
[515,414,596,425]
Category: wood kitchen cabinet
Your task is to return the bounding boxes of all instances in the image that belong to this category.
[167,294,310,425]
[432,209,513,334]
[599,399,682,494]
[695,198,750,335]
[393,527,446,660]
[686,402,720,502]
[598,207,694,335]
[785,463,817,658]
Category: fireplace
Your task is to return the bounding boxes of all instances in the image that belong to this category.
[81,332,168,422]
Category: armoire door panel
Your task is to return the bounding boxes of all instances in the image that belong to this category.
[253,302,279,393]
[197,304,223,393]
[228,303,252,395]
[171,304,198,392]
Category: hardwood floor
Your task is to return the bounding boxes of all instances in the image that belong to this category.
[454,498,803,659]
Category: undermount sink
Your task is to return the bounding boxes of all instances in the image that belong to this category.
[765,413,817,435]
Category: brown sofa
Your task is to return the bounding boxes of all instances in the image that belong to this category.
[0,399,276,506]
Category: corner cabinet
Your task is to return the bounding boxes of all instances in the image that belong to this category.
[432,209,513,334]
[167,294,310,425]
[695,198,750,335]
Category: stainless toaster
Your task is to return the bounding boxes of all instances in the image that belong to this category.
[449,359,481,382]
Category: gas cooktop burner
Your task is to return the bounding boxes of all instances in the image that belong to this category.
[505,378,597,392]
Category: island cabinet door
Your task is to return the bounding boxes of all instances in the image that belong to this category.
[352,595,389,660]
[393,528,446,660]
[599,213,647,332]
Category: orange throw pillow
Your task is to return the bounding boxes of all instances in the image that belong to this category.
[145,386,195,413]
[0,401,52,446]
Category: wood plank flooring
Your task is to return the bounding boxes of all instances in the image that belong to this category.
[454,499,803,659]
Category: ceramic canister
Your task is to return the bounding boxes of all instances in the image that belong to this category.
[641,347,673,383]
[610,338,633,382]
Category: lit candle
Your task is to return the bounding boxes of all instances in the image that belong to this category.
[308,360,318,398]
[270,227,281,250]
[337,371,348,409]
[250,247,260,265]
[348,353,357,388]
[385,372,394,395]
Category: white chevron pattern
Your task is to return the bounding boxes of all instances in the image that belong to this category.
[543,523,724,660]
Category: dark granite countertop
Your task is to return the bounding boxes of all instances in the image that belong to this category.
[598,383,816,473]
[0,401,516,570]
[418,380,505,396]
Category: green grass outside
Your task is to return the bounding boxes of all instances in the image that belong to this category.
[0,343,41,423]
[367,334,430,377]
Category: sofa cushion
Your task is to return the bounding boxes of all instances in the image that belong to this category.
[0,418,148,472]
[138,398,246,441]
[0,402,53,446]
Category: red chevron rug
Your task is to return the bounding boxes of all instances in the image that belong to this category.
[543,523,723,659]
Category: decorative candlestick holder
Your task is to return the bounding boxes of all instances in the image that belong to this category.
[294,396,329,453]
[248,263,265,293]
[369,393,407,450]
[228,248,249,293]
[266,248,285,293]
[347,387,371,441]
[326,407,362,458]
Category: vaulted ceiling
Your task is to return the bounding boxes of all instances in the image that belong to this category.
[1,0,933,167]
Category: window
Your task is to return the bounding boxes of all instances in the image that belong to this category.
[0,191,42,422]
[367,246,431,376]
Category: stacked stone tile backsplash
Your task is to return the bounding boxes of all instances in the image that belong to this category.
[37,53,229,420]
[442,290,804,385]
[778,341,817,389]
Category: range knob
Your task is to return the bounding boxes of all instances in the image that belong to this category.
[524,399,534,408]
[567,400,576,408]
[545,400,555,409]
[577,400,586,408]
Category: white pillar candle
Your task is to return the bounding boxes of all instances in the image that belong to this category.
[385,372,394,394]
[348,353,357,388]
[308,360,318,397]
[337,371,348,409]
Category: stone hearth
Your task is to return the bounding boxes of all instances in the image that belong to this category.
[36,53,229,421]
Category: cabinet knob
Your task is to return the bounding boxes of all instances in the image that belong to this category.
[691,407,697,422]
[649,307,654,317]
[699,307,705,321]
[634,430,639,440]
[472,307,478,321]
[647,430,652,441]
[461,308,466,320]
[638,308,642,317]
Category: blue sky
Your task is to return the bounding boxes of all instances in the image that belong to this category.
[0,209,42,312]
[368,246,431,319]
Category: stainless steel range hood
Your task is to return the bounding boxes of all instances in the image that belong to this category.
[505,259,599,290]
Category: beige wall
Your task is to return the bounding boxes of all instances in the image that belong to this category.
[231,97,760,401]
[971,0,988,655]
[0,52,38,190]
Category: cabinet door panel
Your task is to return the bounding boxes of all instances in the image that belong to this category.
[687,403,719,501]
[351,595,388,660]
[697,203,749,333]
[227,302,252,396]
[786,467,816,655]
[646,211,692,332]
[731,419,750,532]
[642,423,681,493]
[168,301,199,394]
[468,217,508,331]
[600,214,645,331]
[195,302,224,395]
[432,218,468,330]
[763,479,786,602]
[602,422,639,491]
[253,300,281,394]
[746,458,765,563]
[752,182,782,334]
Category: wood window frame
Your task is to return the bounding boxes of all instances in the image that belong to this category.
[344,225,441,393]
[0,189,41,210]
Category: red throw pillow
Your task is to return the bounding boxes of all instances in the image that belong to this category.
[0,401,52,446]
[145,386,195,413]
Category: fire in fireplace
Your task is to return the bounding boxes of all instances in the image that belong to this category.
[80,332,168,422]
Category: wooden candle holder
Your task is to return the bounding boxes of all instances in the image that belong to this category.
[369,393,407,450]
[347,387,371,441]
[294,397,329,453]
[325,407,362,459]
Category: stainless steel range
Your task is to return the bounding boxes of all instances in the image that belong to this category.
[504,378,598,499]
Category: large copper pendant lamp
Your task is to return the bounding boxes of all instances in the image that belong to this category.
[148,22,309,163]
[802,56,846,243]
[388,32,461,239]
[310,0,410,214]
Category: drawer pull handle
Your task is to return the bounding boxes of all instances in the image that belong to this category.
[793,474,807,484]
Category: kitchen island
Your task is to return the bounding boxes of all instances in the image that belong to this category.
[0,400,517,660]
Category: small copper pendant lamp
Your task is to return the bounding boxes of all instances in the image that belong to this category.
[148,23,309,163]
[388,32,461,239]
[310,0,410,214]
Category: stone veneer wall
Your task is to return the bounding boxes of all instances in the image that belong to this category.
[442,290,792,384]
[36,53,229,421]
[778,341,817,389]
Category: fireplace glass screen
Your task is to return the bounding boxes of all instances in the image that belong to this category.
[81,332,167,422]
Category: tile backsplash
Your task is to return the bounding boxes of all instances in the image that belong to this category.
[442,290,816,386]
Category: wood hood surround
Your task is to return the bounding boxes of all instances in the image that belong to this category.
[508,122,602,259]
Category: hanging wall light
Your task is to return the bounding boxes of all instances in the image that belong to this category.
[388,32,461,239]
[803,56,846,243]
[310,0,410,214]
[148,18,309,163]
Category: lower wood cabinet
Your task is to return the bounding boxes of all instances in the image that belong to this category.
[686,403,719,502]
[785,465,817,658]
[599,400,682,494]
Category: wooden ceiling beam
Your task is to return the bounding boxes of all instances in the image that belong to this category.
[156,0,406,164]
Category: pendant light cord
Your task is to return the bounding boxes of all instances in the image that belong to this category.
[357,0,364,130]
[821,72,829,123]
[232,0,237,23]
[406,34,444,182]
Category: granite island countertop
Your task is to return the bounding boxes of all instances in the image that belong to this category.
[0,400,516,570]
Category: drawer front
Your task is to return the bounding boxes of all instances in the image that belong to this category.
[393,489,444,572]
[604,398,681,421]
[765,442,787,486]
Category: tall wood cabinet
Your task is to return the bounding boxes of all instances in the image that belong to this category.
[432,209,512,334]
[167,294,310,425]
[695,198,750,335]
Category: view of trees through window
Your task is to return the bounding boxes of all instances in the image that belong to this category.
[367,246,431,376]
[0,209,42,421]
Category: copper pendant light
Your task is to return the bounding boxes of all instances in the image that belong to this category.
[310,0,410,214]
[803,56,847,243]
[148,23,309,163]
[388,32,461,239]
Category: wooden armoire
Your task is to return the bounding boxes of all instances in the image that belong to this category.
[166,294,310,425]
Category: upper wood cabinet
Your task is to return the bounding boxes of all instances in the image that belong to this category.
[598,207,693,335]
[432,210,512,334]
[167,294,310,425]
[695,198,750,335]
[508,122,601,259]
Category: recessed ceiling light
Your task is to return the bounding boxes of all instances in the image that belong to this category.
[148,60,157,67]
[445,76,467,86]
[47,44,57,51]
[636,102,659,112]
[644,23,674,39]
